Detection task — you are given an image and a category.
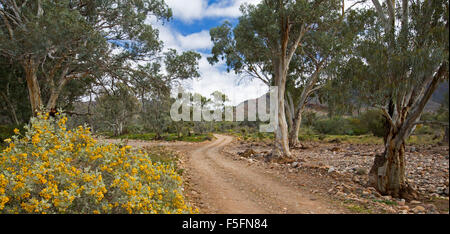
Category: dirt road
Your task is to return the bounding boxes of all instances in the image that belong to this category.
[184,134,345,214]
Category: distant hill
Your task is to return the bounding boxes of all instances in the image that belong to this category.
[426,81,449,112]
[235,81,448,116]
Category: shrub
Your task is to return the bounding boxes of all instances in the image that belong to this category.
[301,111,318,127]
[313,116,353,135]
[414,124,435,135]
[359,110,386,137]
[0,112,196,214]
[348,118,370,135]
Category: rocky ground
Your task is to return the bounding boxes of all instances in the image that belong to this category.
[223,139,449,214]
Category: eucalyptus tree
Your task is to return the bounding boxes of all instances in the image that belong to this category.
[284,6,366,147]
[0,0,172,114]
[335,0,448,198]
[209,0,343,157]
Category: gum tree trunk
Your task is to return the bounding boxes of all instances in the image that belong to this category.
[289,114,301,147]
[369,63,447,199]
[271,50,292,158]
[273,68,291,158]
[47,68,70,110]
[286,63,323,148]
[23,59,42,115]
[369,140,417,199]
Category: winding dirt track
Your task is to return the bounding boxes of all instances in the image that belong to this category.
[185,134,342,214]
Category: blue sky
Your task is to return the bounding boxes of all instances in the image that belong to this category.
[148,0,267,105]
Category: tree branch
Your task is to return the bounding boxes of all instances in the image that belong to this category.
[371,0,391,31]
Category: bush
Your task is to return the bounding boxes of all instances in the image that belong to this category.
[311,111,386,137]
[0,112,196,214]
[414,124,435,135]
[359,110,386,137]
[302,111,318,127]
[347,118,370,135]
[313,116,354,135]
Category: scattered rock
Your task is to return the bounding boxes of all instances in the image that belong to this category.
[225,139,449,214]
[239,149,257,158]
[336,191,346,197]
[425,204,437,212]
[410,200,421,205]
[330,146,341,152]
[328,139,342,144]
[354,167,368,175]
[300,145,310,150]
[412,206,425,213]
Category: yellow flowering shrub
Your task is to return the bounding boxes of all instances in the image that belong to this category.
[0,112,197,214]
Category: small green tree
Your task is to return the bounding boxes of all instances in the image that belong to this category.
[95,84,141,136]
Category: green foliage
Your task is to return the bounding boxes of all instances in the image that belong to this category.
[372,199,398,206]
[0,0,172,114]
[311,110,385,136]
[301,111,319,127]
[358,110,386,137]
[313,116,354,135]
[208,0,347,85]
[164,49,202,80]
[346,204,372,214]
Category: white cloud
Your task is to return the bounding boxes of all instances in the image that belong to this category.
[165,0,262,23]
[176,30,213,50]
[149,20,212,51]
[190,55,268,106]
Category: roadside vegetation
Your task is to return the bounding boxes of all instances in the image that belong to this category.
[223,109,447,146]
[0,113,196,214]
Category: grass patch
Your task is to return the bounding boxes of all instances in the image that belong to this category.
[298,134,383,145]
[372,199,398,206]
[345,204,373,214]
[298,133,440,145]
[406,134,443,145]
